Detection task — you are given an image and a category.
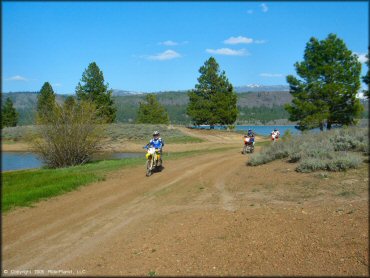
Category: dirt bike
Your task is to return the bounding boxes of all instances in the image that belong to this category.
[144,146,163,177]
[242,136,254,154]
[271,132,280,143]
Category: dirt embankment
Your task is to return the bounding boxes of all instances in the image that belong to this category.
[2,128,368,276]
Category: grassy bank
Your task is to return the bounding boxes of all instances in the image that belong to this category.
[248,126,368,172]
[105,123,204,143]
[2,147,232,212]
[1,124,205,145]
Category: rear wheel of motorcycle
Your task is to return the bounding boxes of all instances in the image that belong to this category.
[242,146,246,154]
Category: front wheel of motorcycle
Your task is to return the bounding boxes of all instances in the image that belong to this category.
[146,160,152,176]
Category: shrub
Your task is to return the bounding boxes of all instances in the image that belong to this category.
[247,141,290,166]
[282,129,292,141]
[31,100,104,168]
[104,124,184,141]
[296,152,362,173]
[325,152,363,171]
[2,125,37,141]
[296,158,328,173]
[248,126,368,172]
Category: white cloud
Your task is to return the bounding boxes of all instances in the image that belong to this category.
[206,48,248,56]
[355,52,368,63]
[5,75,29,81]
[224,36,253,45]
[148,50,181,61]
[247,9,253,14]
[260,73,283,77]
[158,40,189,46]
[159,40,178,46]
[261,3,268,12]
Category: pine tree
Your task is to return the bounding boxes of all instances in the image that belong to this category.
[76,62,116,123]
[136,94,170,124]
[2,97,18,128]
[187,57,238,127]
[285,34,363,130]
[37,82,56,121]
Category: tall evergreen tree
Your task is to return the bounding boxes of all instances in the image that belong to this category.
[285,34,363,130]
[362,51,369,98]
[187,57,238,127]
[37,82,56,121]
[2,97,19,128]
[136,94,170,124]
[76,62,116,123]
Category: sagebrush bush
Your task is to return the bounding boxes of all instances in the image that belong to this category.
[104,124,183,141]
[247,126,368,172]
[296,152,362,173]
[248,141,290,166]
[296,158,328,173]
[2,125,37,141]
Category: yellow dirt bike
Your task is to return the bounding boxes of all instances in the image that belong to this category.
[144,146,163,177]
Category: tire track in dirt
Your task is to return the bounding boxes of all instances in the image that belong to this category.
[2,149,245,270]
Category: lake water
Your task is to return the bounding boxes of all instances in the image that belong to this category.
[1,125,331,171]
[2,152,143,172]
[194,125,302,136]
[235,125,300,136]
[2,152,43,172]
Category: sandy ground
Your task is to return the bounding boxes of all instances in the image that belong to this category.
[2,128,368,276]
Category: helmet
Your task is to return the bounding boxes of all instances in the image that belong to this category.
[248,129,252,132]
[153,131,160,136]
[274,129,277,131]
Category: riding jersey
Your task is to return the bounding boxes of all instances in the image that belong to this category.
[149,138,164,149]
[271,131,280,139]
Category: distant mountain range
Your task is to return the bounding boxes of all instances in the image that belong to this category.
[2,87,367,125]
[234,84,290,93]
[112,85,290,96]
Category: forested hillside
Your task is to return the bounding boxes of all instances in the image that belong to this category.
[1,92,67,125]
[2,91,368,125]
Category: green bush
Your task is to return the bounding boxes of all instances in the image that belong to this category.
[32,101,105,168]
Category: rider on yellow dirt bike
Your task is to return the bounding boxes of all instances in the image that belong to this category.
[145,131,164,167]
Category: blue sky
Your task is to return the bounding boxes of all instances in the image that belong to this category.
[2,1,369,94]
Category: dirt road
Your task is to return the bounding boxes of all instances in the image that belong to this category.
[2,129,368,276]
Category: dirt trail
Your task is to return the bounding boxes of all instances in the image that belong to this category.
[2,129,368,276]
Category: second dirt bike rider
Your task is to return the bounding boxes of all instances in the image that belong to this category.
[145,131,164,166]
[244,129,255,146]
[271,128,280,142]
